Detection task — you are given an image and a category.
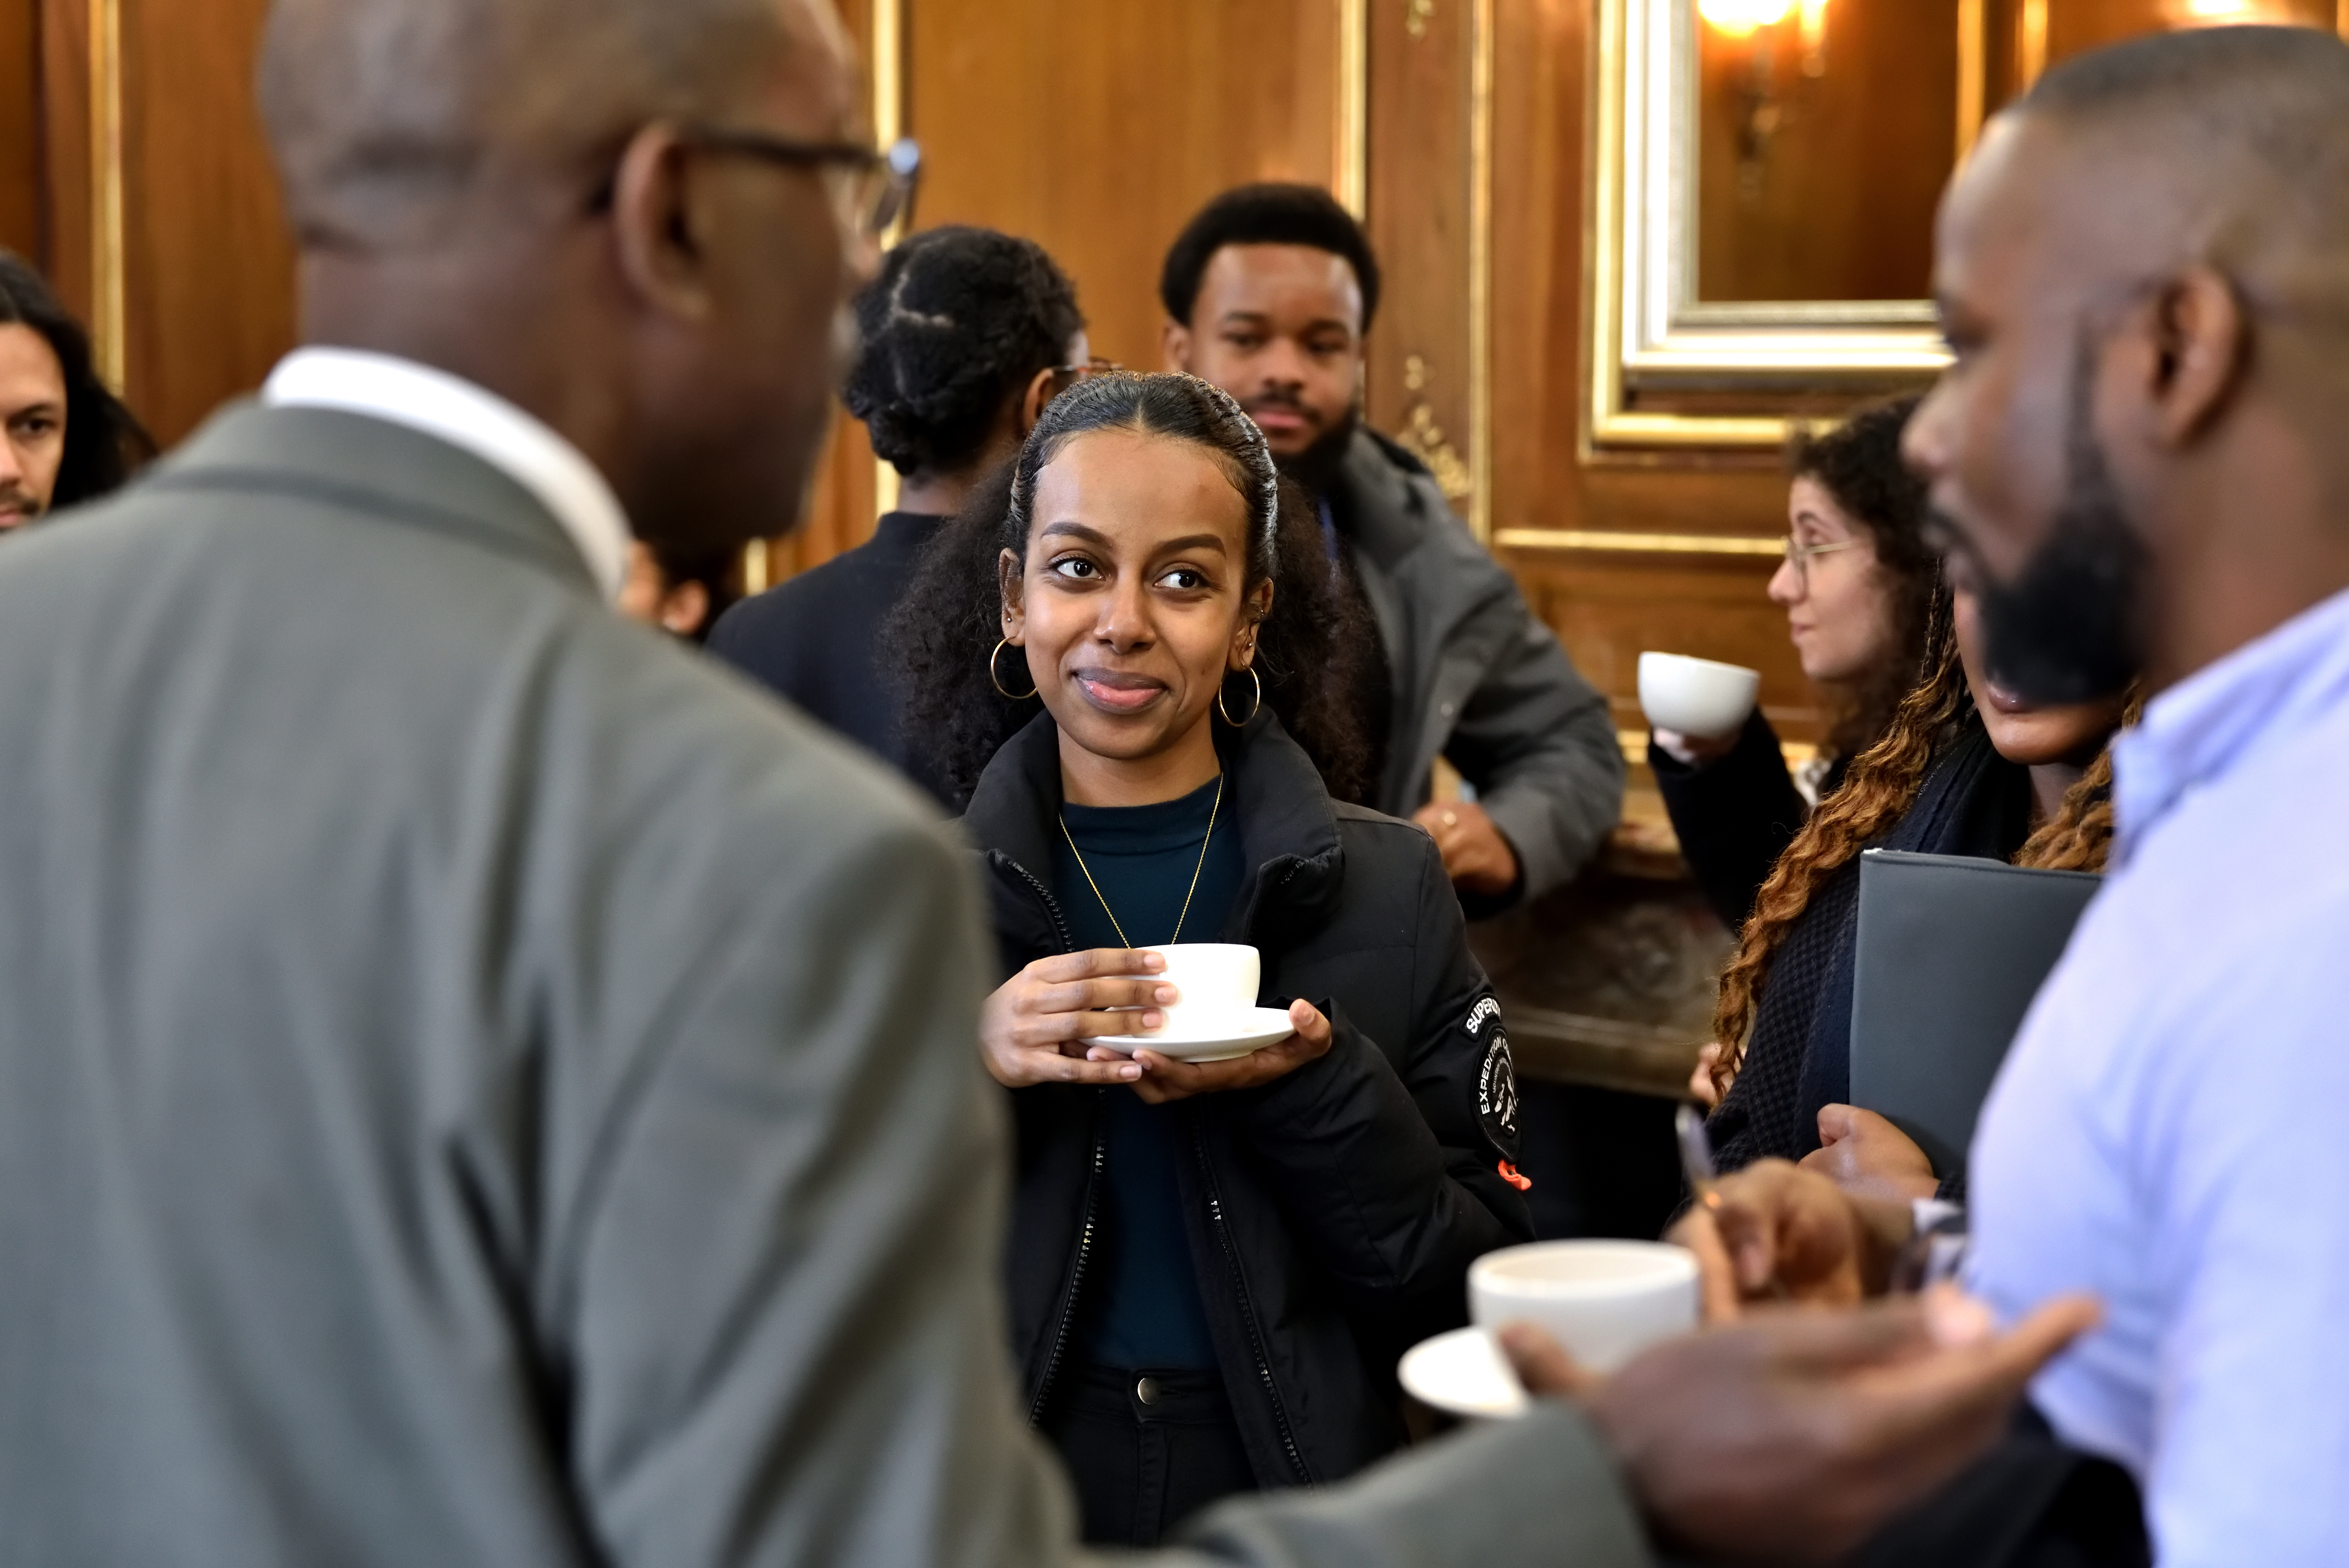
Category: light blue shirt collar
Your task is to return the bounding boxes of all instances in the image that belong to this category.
[2114,584,2349,865]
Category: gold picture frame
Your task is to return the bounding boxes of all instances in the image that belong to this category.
[1584,0,1973,453]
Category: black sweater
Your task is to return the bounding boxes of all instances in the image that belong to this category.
[965,709,1532,1489]
[1705,720,2034,1174]
[705,511,955,807]
[1650,709,1847,933]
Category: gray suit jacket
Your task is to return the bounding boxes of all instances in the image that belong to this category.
[0,403,1650,1567]
[1337,432,1625,911]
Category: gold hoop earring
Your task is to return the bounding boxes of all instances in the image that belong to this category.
[989,637,1038,700]
[1217,666,1263,726]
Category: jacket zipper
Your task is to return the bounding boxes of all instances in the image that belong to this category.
[1192,1123,1310,1486]
[998,850,1097,1428]
[1028,1116,1103,1427]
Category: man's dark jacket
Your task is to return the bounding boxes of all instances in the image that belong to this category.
[963,709,1533,1489]
[1332,430,1624,911]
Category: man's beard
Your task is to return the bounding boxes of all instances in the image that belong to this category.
[0,484,42,530]
[1267,405,1359,498]
[1953,342,2147,706]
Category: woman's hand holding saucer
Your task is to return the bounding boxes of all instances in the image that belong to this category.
[979,948,1176,1089]
[1114,998,1333,1105]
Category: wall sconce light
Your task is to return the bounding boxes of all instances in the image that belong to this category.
[2158,0,2301,21]
[1700,0,1832,198]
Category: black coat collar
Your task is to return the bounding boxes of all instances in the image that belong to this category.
[961,708,1348,952]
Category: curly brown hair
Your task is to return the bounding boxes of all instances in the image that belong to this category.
[1709,584,1973,1087]
[887,372,1377,807]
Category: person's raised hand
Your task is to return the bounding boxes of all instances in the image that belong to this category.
[1652,726,1740,768]
[1669,1158,1914,1319]
[978,948,1172,1089]
[1118,998,1333,1105]
[1534,1287,2101,1564]
[1411,800,1520,898]
[1804,1104,1941,1206]
[1688,1042,1727,1109]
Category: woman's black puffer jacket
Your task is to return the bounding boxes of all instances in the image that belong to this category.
[962,709,1533,1490]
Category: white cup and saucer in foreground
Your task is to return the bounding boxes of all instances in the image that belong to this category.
[1089,943,1296,1064]
[1399,1240,1701,1420]
[1638,651,1761,741]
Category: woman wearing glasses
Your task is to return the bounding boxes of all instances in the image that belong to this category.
[708,224,1106,806]
[889,373,1531,1546]
[1647,397,1939,935]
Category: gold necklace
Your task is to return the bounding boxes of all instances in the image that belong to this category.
[1058,773,1224,948]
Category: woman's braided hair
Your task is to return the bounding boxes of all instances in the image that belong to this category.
[844,226,1084,479]
[888,371,1376,806]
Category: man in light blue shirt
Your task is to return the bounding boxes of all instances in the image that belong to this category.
[1687,25,2349,1565]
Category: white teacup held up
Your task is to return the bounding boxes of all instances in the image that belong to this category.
[1398,1239,1701,1420]
[1089,943,1297,1063]
[1638,651,1761,742]
[1469,1240,1700,1374]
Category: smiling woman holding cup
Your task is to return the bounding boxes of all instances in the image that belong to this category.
[891,372,1531,1547]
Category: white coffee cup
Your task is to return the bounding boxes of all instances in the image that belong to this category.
[1469,1240,1700,1373]
[1140,943,1261,1031]
[1638,651,1761,741]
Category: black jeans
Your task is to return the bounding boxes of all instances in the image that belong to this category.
[1039,1362,1257,1548]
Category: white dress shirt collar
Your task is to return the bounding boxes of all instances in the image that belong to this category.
[261,347,631,602]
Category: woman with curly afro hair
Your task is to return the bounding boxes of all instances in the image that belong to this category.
[708,225,1091,805]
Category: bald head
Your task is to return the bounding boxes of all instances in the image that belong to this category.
[1908,24,2349,703]
[260,0,831,248]
[1997,26,2349,335]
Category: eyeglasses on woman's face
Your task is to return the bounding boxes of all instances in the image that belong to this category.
[1781,535,1861,592]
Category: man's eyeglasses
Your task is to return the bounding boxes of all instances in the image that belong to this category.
[1043,358,1122,404]
[1781,535,1861,589]
[671,130,921,240]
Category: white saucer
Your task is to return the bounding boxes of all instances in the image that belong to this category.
[1398,1326,1528,1420]
[1092,1005,1297,1063]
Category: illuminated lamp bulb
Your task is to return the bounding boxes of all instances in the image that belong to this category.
[1698,0,1795,38]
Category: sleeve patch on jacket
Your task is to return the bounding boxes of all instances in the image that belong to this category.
[1466,998,1520,1156]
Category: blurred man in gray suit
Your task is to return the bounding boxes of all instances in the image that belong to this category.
[0,0,2092,1563]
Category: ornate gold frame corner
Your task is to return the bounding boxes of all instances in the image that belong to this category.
[1583,0,1971,454]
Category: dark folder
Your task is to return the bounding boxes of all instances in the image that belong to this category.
[1847,850,2102,1176]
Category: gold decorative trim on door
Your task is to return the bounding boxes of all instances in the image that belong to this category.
[88,0,125,393]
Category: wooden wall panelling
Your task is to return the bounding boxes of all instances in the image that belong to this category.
[119,0,295,446]
[1487,0,1815,743]
[904,0,1340,374]
[770,0,1349,585]
[1362,0,1472,506]
[34,0,91,326]
[0,0,39,262]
